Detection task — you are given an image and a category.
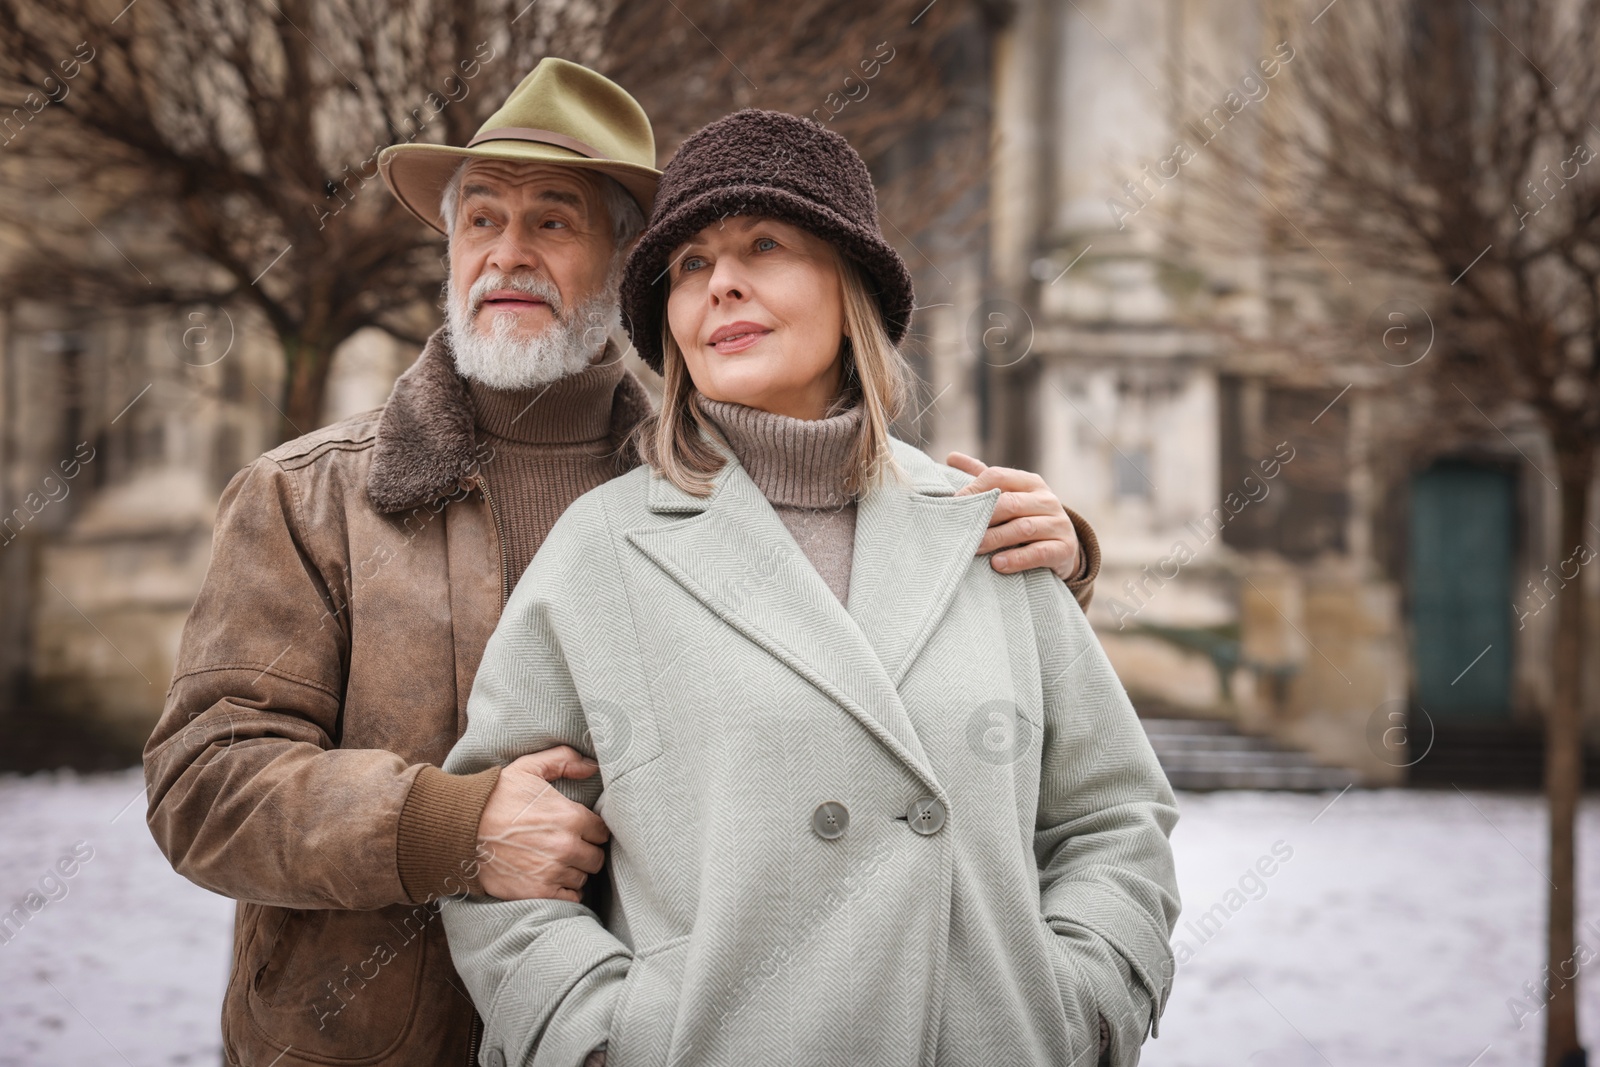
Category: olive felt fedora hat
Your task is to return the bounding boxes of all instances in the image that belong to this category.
[378,57,660,234]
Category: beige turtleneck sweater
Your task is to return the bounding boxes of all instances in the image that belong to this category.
[466,357,628,592]
[695,393,862,606]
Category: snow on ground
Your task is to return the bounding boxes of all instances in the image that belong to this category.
[0,769,232,1067]
[1,771,1597,1066]
[1147,788,1600,1067]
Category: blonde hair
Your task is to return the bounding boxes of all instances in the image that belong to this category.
[635,253,914,498]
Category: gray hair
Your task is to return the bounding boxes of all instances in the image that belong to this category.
[439,160,645,247]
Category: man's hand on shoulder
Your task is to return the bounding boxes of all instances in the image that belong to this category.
[475,746,609,902]
[948,451,1086,582]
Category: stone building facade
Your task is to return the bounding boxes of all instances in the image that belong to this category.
[984,0,1598,785]
[3,0,1590,782]
[0,295,414,762]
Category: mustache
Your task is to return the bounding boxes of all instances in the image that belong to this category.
[466,271,564,318]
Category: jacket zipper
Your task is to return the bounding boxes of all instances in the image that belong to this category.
[463,482,495,1067]
[465,1011,483,1066]
[477,478,512,607]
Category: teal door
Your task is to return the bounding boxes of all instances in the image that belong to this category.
[1409,463,1515,717]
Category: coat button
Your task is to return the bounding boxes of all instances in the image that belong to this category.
[907,796,946,835]
[812,801,849,840]
[485,1049,506,1067]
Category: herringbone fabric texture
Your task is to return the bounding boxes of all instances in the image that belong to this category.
[441,438,1180,1067]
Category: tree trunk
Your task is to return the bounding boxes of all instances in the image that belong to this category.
[1545,443,1592,1067]
[278,336,339,444]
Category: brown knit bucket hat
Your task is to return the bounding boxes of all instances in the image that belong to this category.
[620,109,914,373]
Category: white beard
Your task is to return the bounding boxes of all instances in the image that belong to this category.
[446,266,622,389]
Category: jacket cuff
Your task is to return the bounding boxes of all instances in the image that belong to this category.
[396,763,501,903]
[1064,506,1101,610]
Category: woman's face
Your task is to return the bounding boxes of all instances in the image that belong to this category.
[666,216,847,420]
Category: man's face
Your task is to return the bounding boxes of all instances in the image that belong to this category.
[445,160,621,388]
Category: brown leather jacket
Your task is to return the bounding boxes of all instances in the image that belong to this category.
[143,331,1102,1067]
[143,334,652,1067]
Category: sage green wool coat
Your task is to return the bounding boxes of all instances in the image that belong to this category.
[441,438,1181,1067]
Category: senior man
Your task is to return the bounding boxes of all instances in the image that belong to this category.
[144,59,1103,1067]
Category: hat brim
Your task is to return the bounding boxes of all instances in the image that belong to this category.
[620,183,915,373]
[378,140,661,236]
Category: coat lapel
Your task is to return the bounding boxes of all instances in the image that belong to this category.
[847,439,1003,685]
[625,438,999,799]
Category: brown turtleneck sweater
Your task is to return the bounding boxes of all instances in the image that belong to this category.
[696,394,862,605]
[397,355,634,904]
[467,356,629,592]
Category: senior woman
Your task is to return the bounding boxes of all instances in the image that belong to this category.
[441,110,1180,1067]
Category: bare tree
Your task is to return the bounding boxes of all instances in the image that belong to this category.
[0,0,614,438]
[600,0,976,160]
[0,0,989,442]
[1209,1,1600,1062]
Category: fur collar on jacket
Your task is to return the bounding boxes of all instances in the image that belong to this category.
[366,328,655,514]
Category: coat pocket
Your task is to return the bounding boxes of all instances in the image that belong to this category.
[1039,922,1101,1066]
[607,935,691,1067]
[245,903,432,1063]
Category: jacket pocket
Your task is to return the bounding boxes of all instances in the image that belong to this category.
[607,935,690,1067]
[224,903,288,1063]
[245,903,432,1063]
[238,903,291,989]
